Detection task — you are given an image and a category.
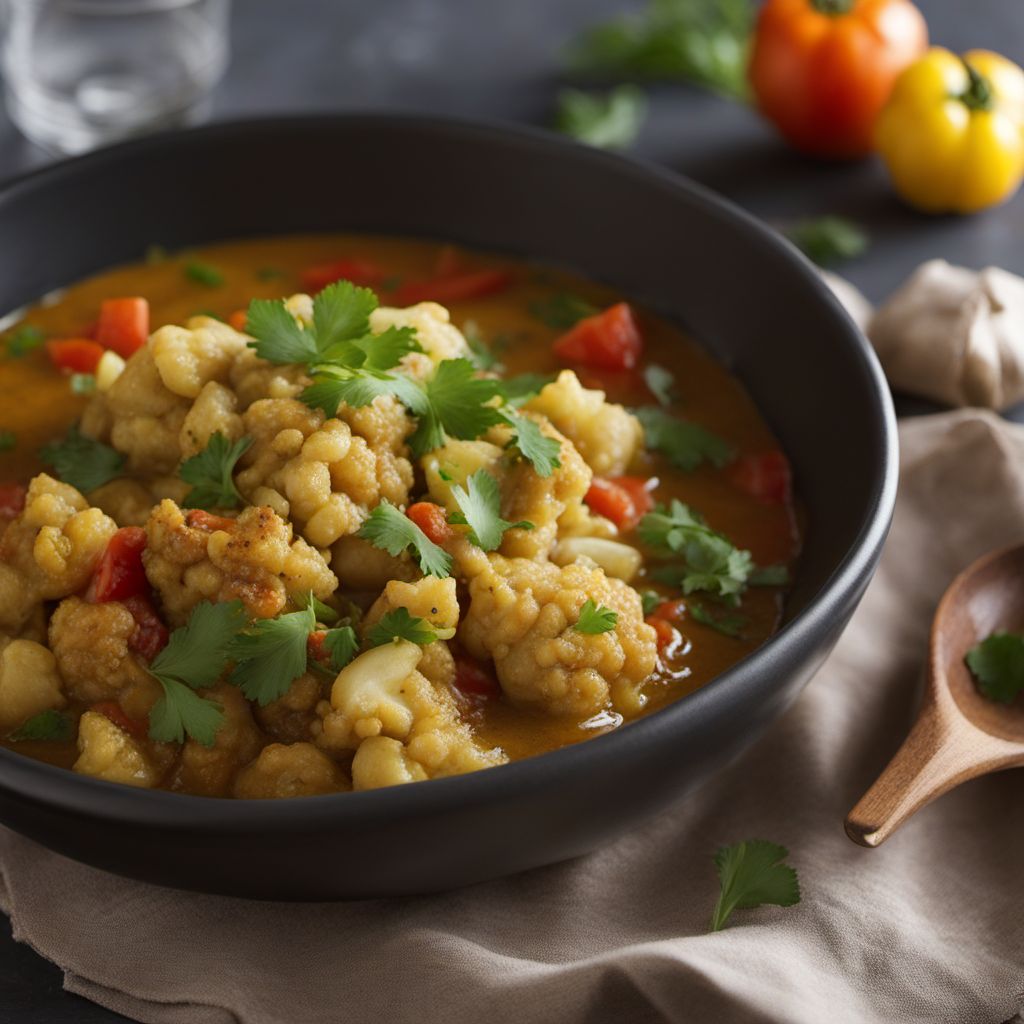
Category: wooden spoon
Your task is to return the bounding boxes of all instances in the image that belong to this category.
[846,543,1024,848]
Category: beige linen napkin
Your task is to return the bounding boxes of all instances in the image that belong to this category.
[2,409,1024,1024]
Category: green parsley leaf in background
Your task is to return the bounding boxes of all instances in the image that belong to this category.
[322,626,359,672]
[40,425,125,494]
[528,293,598,329]
[555,84,648,150]
[965,632,1024,704]
[710,840,800,932]
[8,709,74,742]
[785,216,869,268]
[185,260,225,287]
[574,598,619,635]
[228,606,316,706]
[368,607,439,647]
[357,500,453,578]
[501,409,563,478]
[179,432,253,511]
[636,407,735,471]
[449,470,533,551]
[299,592,340,626]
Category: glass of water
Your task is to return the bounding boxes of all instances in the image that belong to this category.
[2,0,231,154]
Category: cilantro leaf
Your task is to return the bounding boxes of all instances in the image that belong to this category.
[354,326,422,371]
[185,260,225,287]
[40,425,125,494]
[501,409,562,477]
[555,84,647,150]
[151,600,248,691]
[322,626,359,671]
[357,500,453,578]
[311,279,377,351]
[5,324,45,358]
[149,678,225,747]
[640,589,662,616]
[710,840,800,932]
[498,373,555,407]
[965,633,1024,704]
[449,470,532,551]
[228,606,316,706]
[299,592,339,625]
[786,216,868,268]
[643,364,675,407]
[0,430,15,453]
[246,299,319,365]
[368,607,439,647]
[462,322,503,372]
[179,432,253,511]
[574,598,618,634]
[8,709,73,742]
[689,600,746,638]
[636,407,735,471]
[749,565,790,587]
[528,293,597,329]
[300,367,427,419]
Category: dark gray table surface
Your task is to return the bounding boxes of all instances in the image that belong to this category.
[1,1,1022,1020]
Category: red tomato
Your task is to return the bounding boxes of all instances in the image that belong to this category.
[749,0,928,158]
[0,483,27,520]
[90,527,148,602]
[95,297,149,358]
[91,701,148,740]
[228,309,249,332]
[122,594,169,661]
[307,630,330,666]
[46,338,105,374]
[649,599,688,623]
[584,476,655,531]
[300,258,386,293]
[406,501,451,545]
[730,451,793,504]
[453,654,501,699]
[553,303,642,371]
[646,615,680,651]
[186,510,236,532]
[392,269,512,306]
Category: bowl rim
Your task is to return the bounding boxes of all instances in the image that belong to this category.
[0,111,899,829]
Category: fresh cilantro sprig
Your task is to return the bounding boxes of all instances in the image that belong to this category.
[228,605,316,707]
[689,600,746,638]
[574,599,618,634]
[368,607,441,647]
[636,407,735,471]
[357,500,453,578]
[555,84,648,150]
[322,626,359,671]
[449,470,533,551]
[498,373,555,407]
[299,592,340,625]
[965,633,1024,704]
[501,409,562,478]
[8,709,74,742]
[147,600,248,746]
[179,432,253,511]
[710,840,800,932]
[40,425,125,493]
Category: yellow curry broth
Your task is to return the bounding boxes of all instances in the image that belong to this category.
[0,234,800,785]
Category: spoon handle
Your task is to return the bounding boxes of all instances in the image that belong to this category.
[845,700,1024,848]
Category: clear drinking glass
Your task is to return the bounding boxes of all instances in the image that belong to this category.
[1,0,230,154]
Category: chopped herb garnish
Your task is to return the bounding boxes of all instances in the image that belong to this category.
[555,84,648,150]
[357,500,453,578]
[501,408,562,477]
[256,267,283,281]
[69,373,96,395]
[5,325,45,358]
[185,260,225,287]
[636,406,735,471]
[710,840,800,932]
[749,565,790,587]
[498,373,555,407]
[785,216,868,268]
[40,425,125,493]
[228,606,316,706]
[179,432,253,511]
[368,607,440,647]
[9,709,74,742]
[643,364,675,407]
[322,626,359,671]
[449,470,533,551]
[529,293,598,329]
[147,600,248,746]
[299,592,340,626]
[640,589,662,616]
[574,598,618,634]
[689,600,746,638]
[463,321,504,372]
[965,633,1024,704]
[0,430,15,453]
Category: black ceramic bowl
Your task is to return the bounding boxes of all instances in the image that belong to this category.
[0,115,897,899]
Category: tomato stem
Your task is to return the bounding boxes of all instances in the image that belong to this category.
[810,0,854,14]
[959,58,995,112]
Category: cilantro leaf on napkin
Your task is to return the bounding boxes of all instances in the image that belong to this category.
[710,839,801,932]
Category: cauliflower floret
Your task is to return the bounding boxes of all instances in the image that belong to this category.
[458,554,657,717]
[73,710,159,788]
[87,478,157,527]
[254,672,323,744]
[526,370,643,476]
[150,317,247,400]
[48,597,161,717]
[143,500,337,625]
[228,347,307,409]
[334,397,415,507]
[351,736,428,789]
[168,683,263,797]
[314,641,505,787]
[370,302,471,380]
[179,380,244,458]
[0,637,65,732]
[330,535,417,591]
[0,475,117,631]
[233,742,349,798]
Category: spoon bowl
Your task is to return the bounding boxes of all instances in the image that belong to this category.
[846,544,1024,848]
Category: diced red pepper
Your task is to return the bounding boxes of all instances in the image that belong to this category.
[46,338,105,374]
[307,630,329,666]
[186,510,236,532]
[300,258,386,293]
[228,309,249,332]
[406,501,451,545]
[122,594,169,661]
[649,599,687,622]
[553,302,642,371]
[392,269,512,307]
[90,527,148,603]
[0,483,27,520]
[91,700,149,740]
[453,654,501,699]
[584,475,655,532]
[729,451,792,505]
[95,297,149,358]
[646,615,680,651]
